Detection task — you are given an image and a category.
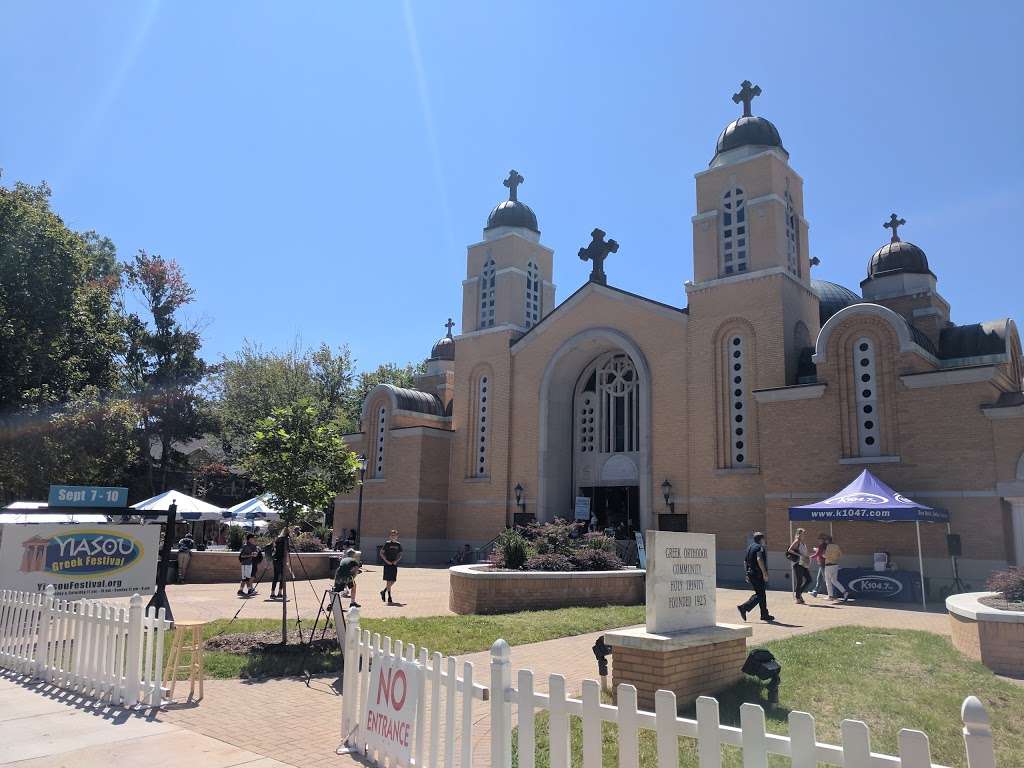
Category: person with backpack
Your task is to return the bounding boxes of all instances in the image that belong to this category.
[787,528,811,604]
[823,535,851,603]
[737,532,775,623]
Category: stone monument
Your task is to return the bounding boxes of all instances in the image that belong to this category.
[603,531,751,711]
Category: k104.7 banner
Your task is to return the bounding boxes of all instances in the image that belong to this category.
[0,524,159,598]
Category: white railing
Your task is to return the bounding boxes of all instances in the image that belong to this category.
[339,609,998,768]
[338,605,490,766]
[0,586,171,707]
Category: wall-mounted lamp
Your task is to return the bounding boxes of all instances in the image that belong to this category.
[661,479,675,514]
[514,483,524,510]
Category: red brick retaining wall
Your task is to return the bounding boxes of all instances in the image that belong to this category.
[947,592,1024,678]
[176,550,336,583]
[448,564,645,614]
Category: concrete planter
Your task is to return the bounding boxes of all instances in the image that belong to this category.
[449,563,645,615]
[947,591,1024,677]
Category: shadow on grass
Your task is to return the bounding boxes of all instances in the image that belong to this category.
[677,676,793,725]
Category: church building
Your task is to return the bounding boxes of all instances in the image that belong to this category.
[335,82,1024,590]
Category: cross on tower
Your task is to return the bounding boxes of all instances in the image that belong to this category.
[578,228,619,286]
[503,169,524,202]
[884,213,906,243]
[732,80,762,117]
[444,317,455,338]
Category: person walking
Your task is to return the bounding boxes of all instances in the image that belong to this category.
[267,527,289,601]
[379,529,403,605]
[334,548,363,608]
[823,535,851,603]
[176,532,195,584]
[237,534,259,597]
[788,528,811,604]
[737,532,775,622]
[809,533,828,597]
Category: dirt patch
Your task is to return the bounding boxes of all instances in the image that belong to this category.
[206,629,340,654]
[979,596,1024,613]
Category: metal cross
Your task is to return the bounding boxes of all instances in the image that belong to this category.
[503,169,524,202]
[444,317,454,338]
[884,213,906,243]
[578,228,619,286]
[732,80,762,117]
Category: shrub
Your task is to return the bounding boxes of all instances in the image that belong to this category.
[490,529,530,570]
[580,532,616,553]
[570,547,623,571]
[524,552,574,572]
[291,532,326,552]
[227,525,245,551]
[525,519,579,557]
[987,566,1024,602]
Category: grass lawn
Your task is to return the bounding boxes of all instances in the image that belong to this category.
[165,604,644,680]
[512,626,1024,768]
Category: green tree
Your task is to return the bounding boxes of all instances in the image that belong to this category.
[343,360,427,428]
[123,251,209,494]
[243,398,358,643]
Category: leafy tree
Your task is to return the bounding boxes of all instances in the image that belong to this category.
[243,398,358,643]
[215,341,355,456]
[344,360,427,428]
[123,251,209,494]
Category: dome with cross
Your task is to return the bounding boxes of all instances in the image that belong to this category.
[867,214,932,278]
[712,81,786,164]
[430,318,456,361]
[485,169,539,234]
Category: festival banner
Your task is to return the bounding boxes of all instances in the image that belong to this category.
[0,523,159,598]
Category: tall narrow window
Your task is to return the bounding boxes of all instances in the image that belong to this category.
[785,190,799,277]
[475,375,489,476]
[597,355,639,454]
[854,337,880,456]
[720,187,748,276]
[372,406,387,477]
[525,261,541,327]
[577,382,596,454]
[728,335,749,466]
[479,258,496,328]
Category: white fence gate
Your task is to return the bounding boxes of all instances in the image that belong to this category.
[0,585,171,707]
[339,609,998,768]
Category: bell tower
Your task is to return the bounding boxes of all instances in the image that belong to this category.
[462,170,555,334]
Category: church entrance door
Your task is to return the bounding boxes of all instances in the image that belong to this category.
[578,485,639,540]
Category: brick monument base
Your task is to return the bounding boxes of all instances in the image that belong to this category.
[603,623,752,711]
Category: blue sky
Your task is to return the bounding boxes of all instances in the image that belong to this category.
[2,2,1021,372]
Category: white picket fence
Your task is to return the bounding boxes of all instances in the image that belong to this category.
[339,608,998,768]
[0,586,171,707]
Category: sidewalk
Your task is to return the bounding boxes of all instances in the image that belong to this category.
[0,674,294,768]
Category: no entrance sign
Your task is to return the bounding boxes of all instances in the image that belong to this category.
[364,654,420,764]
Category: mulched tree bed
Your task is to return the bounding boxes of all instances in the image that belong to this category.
[205,629,339,654]
[979,595,1024,613]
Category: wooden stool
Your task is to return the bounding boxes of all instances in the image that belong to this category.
[164,620,207,701]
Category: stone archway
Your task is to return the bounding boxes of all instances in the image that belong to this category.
[537,328,652,529]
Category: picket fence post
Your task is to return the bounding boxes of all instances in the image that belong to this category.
[962,695,997,768]
[489,639,512,768]
[34,585,55,680]
[123,593,144,706]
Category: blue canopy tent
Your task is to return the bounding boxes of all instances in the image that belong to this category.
[789,469,949,609]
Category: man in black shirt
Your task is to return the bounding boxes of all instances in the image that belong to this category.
[268,528,290,601]
[334,549,363,608]
[379,529,403,606]
[737,532,775,622]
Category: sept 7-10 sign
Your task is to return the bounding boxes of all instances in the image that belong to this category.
[364,655,420,765]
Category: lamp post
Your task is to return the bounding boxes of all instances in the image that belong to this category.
[661,479,674,514]
[355,454,367,545]
[513,483,524,528]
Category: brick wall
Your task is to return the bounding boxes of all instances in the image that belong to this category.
[178,551,335,584]
[448,567,644,615]
[949,611,1024,677]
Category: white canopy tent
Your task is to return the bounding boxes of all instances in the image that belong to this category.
[227,493,286,521]
[131,490,226,520]
[0,501,108,524]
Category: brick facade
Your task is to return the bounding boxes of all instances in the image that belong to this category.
[334,92,1024,586]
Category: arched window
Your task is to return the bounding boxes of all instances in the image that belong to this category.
[720,187,748,275]
[372,406,387,478]
[479,258,496,328]
[577,379,596,454]
[474,374,490,476]
[574,353,640,457]
[728,335,749,466]
[785,190,799,277]
[854,337,880,456]
[525,261,541,327]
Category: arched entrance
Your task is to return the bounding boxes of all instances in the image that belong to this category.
[537,328,652,532]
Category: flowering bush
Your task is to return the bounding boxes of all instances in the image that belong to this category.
[524,552,574,572]
[570,547,623,571]
[527,519,576,557]
[490,528,530,570]
[290,532,326,552]
[987,566,1024,603]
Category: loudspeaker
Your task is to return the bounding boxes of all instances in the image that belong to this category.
[946,533,962,558]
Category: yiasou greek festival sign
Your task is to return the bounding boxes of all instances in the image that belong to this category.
[364,654,420,764]
[0,524,159,598]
